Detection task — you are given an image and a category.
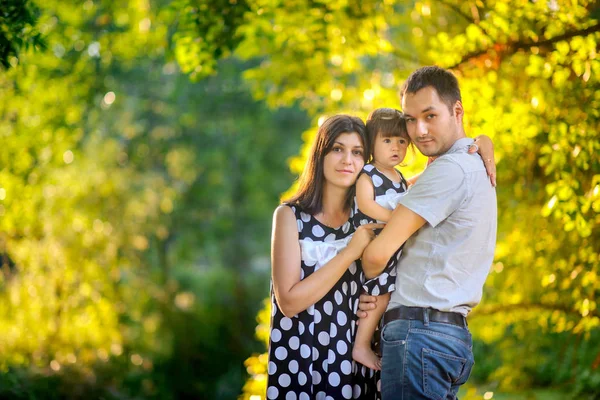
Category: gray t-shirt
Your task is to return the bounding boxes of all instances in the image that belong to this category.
[388,137,497,316]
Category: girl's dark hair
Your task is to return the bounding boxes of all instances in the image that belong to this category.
[285,114,367,215]
[366,108,411,160]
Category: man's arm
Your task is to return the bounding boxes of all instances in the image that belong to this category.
[361,204,426,279]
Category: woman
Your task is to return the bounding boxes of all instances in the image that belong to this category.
[268,114,383,399]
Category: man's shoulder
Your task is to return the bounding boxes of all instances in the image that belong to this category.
[437,151,485,175]
[420,155,466,182]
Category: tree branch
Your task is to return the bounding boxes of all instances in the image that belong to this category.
[432,0,494,50]
[390,48,422,65]
[446,23,600,70]
[433,0,474,25]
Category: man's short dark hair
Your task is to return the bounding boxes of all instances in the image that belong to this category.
[401,66,461,112]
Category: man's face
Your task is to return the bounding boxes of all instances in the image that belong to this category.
[401,86,463,157]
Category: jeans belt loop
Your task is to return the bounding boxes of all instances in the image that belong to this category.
[423,308,430,326]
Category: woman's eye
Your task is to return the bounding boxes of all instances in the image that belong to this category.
[405,118,415,124]
[332,147,342,152]
[353,150,363,156]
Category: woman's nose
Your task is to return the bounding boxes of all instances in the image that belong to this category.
[342,151,352,163]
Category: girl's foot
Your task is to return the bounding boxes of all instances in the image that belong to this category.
[353,345,382,371]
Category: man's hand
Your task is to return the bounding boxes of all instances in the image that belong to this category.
[357,293,378,322]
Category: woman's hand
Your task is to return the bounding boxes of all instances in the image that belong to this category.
[469,135,497,187]
[345,223,385,260]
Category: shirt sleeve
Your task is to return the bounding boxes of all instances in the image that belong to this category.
[398,157,467,227]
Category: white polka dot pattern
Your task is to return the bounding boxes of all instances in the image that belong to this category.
[371,174,384,188]
[267,205,381,399]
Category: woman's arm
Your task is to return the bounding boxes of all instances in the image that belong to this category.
[271,205,381,317]
[355,174,392,222]
[470,135,497,187]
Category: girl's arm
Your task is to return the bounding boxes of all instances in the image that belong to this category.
[271,205,381,317]
[355,174,393,222]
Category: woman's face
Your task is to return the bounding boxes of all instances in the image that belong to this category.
[323,132,365,189]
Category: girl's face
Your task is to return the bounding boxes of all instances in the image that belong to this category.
[372,133,409,169]
[323,132,365,189]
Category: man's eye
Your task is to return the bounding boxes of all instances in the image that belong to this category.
[427,114,436,119]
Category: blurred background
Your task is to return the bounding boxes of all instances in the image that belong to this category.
[0,0,598,399]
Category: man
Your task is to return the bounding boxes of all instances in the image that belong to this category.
[361,66,497,399]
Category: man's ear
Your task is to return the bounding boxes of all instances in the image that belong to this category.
[453,100,464,124]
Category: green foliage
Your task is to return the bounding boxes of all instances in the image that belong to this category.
[0,0,306,398]
[2,0,599,398]
[171,0,251,80]
[0,0,46,69]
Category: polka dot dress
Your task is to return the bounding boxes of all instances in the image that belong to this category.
[267,204,381,400]
[353,163,408,228]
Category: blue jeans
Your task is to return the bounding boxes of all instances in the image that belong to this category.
[380,313,474,400]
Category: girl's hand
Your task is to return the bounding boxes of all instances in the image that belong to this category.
[469,135,497,187]
[346,223,385,260]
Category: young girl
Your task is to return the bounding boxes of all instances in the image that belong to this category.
[268,115,386,399]
[352,107,414,370]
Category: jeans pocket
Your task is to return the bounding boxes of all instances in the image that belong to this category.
[422,348,472,400]
[381,320,408,345]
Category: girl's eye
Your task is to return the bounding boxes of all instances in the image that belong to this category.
[383,139,391,143]
[399,139,407,145]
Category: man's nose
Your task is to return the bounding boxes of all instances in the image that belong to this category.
[417,120,428,136]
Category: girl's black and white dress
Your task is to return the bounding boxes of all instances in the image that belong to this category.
[353,163,409,229]
[266,204,393,400]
